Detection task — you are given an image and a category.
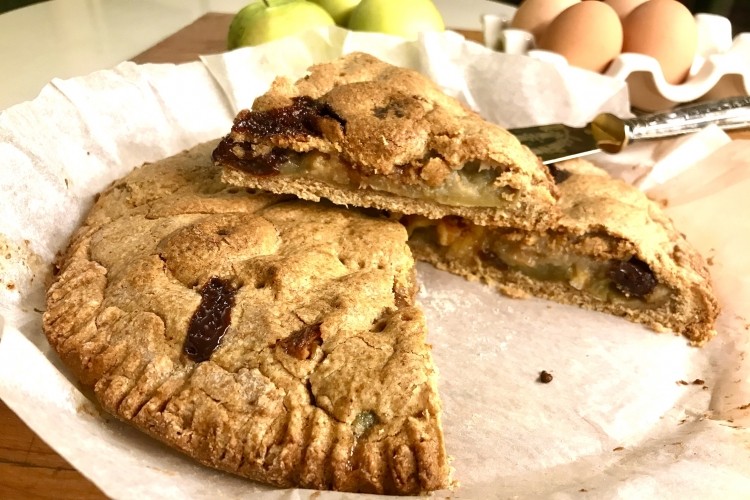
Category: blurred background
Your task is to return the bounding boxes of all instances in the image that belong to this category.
[0,0,43,13]
[1,1,747,34]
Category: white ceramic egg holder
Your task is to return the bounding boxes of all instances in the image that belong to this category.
[481,13,750,111]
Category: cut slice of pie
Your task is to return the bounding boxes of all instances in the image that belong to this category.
[214,52,558,229]
[212,53,718,344]
[43,141,452,494]
[403,159,719,345]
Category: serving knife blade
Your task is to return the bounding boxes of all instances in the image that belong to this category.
[509,96,750,165]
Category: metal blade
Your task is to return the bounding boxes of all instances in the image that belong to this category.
[508,123,599,164]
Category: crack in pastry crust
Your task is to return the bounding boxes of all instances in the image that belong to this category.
[213,52,558,229]
[43,141,451,494]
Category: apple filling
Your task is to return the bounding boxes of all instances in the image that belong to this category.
[402,215,671,308]
[272,150,511,207]
[212,96,518,209]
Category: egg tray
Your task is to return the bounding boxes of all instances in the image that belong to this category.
[481,13,750,111]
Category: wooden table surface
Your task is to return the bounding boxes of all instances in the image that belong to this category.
[2,12,748,499]
[0,13,484,499]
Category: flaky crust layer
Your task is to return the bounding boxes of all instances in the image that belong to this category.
[43,141,451,494]
[215,52,557,229]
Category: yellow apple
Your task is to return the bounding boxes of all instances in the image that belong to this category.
[228,0,336,49]
[310,0,361,26]
[348,0,444,39]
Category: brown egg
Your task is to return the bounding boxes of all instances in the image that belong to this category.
[538,1,623,73]
[510,0,581,40]
[603,0,649,20]
[622,0,698,84]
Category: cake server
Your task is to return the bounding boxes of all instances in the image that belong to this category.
[509,95,750,164]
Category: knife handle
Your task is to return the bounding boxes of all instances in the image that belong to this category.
[591,95,750,153]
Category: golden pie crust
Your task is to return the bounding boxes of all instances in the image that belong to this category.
[43,141,452,494]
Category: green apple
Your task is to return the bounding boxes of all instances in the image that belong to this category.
[348,0,444,39]
[310,0,361,26]
[228,0,336,49]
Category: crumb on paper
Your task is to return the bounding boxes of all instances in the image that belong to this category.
[0,233,47,294]
[76,399,108,422]
[33,307,44,313]
[737,403,750,411]
[538,370,553,384]
[612,446,624,452]
[146,465,177,476]
[692,378,705,385]
[676,380,689,385]
[706,256,714,266]
[579,488,588,492]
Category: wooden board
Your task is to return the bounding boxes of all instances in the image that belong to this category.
[0,401,105,499]
[131,12,233,64]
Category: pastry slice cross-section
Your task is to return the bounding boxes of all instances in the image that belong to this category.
[43,141,452,494]
[403,159,719,344]
[213,52,558,229]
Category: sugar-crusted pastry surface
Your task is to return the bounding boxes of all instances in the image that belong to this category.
[214,52,557,229]
[43,141,451,494]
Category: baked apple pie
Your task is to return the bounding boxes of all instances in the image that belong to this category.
[213,53,718,344]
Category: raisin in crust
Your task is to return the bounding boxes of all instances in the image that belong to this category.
[405,158,719,345]
[214,52,557,229]
[43,141,452,494]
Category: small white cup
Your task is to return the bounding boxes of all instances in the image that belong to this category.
[501,28,535,55]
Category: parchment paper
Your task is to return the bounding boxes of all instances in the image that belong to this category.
[1,26,748,499]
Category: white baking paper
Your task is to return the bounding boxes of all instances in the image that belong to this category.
[1,26,749,499]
